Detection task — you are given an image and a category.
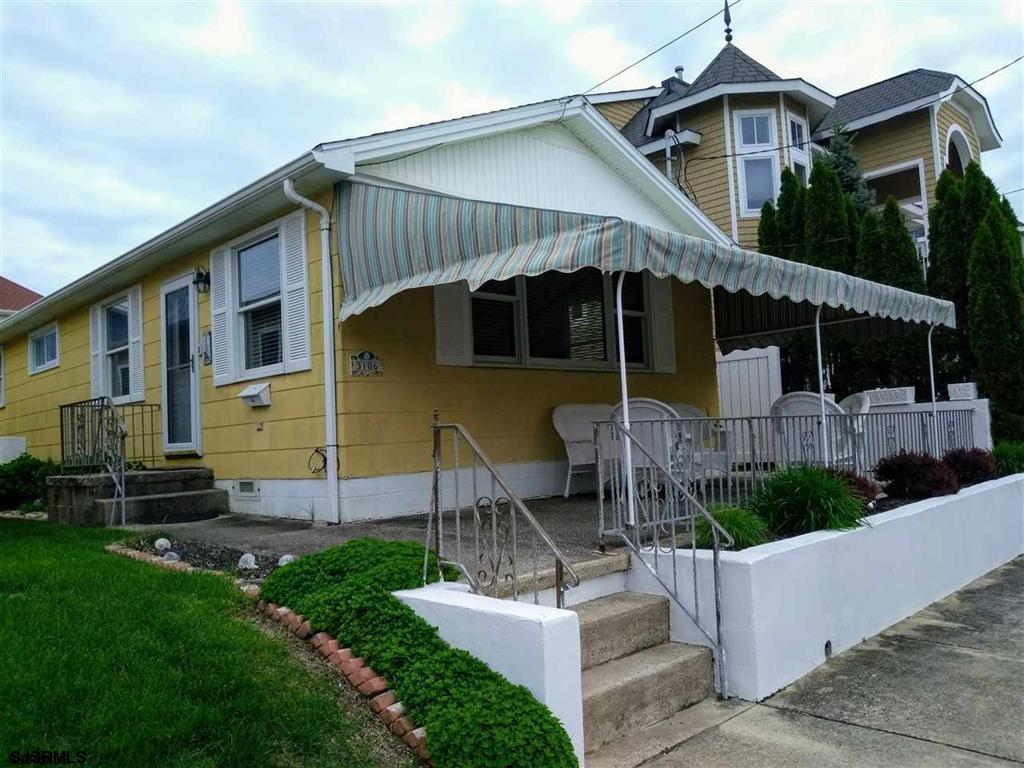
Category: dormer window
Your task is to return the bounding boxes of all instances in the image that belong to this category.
[733,109,779,216]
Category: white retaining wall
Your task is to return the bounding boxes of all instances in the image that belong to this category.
[628,474,1024,701]
[394,582,585,765]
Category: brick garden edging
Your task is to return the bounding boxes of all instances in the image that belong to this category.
[104,543,430,764]
[258,599,432,764]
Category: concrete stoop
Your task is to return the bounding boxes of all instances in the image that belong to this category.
[572,592,714,759]
[47,469,227,526]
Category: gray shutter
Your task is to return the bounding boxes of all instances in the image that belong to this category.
[127,284,144,401]
[89,304,104,397]
[210,246,233,386]
[648,275,676,373]
[434,282,473,366]
[280,211,311,373]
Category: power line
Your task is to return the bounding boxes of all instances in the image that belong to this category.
[1000,186,1024,196]
[582,1,742,95]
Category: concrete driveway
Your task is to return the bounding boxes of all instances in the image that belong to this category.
[645,557,1023,767]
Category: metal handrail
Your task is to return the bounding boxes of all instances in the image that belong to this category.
[600,420,730,694]
[59,396,129,526]
[430,418,580,608]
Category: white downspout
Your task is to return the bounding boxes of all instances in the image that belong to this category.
[927,324,939,455]
[814,305,830,466]
[664,129,675,182]
[283,179,341,525]
[616,272,636,526]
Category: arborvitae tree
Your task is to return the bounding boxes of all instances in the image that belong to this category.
[823,123,875,215]
[877,197,927,293]
[758,201,780,256]
[775,168,806,263]
[968,202,1024,439]
[804,160,850,273]
[927,170,969,380]
[854,210,882,280]
[844,196,861,272]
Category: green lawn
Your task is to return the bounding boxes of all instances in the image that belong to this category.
[0,520,401,768]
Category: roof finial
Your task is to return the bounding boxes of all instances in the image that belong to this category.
[724,0,733,43]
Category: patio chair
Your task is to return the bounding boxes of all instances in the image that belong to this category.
[670,403,732,482]
[552,403,613,497]
[610,398,682,472]
[769,392,857,469]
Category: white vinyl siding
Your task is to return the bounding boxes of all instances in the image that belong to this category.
[27,322,59,375]
[435,270,675,373]
[209,211,310,385]
[734,109,780,217]
[89,285,144,402]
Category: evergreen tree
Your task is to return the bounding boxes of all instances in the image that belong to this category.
[823,122,875,214]
[804,160,851,273]
[758,201,780,256]
[927,170,970,380]
[876,197,927,293]
[854,210,882,280]
[775,168,806,262]
[968,202,1024,439]
[844,196,861,272]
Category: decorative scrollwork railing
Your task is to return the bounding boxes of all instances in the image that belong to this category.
[426,415,580,608]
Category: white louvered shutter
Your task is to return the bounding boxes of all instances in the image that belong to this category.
[127,284,144,401]
[89,304,104,397]
[210,246,233,386]
[280,211,311,373]
[648,276,677,374]
[434,282,473,366]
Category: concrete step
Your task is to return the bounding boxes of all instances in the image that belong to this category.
[493,551,631,600]
[122,469,215,496]
[583,642,713,753]
[572,592,670,670]
[95,488,228,526]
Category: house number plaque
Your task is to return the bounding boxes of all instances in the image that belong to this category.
[350,350,383,377]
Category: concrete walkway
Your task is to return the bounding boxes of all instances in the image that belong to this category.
[641,557,1023,767]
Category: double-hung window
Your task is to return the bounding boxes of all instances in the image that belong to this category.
[466,268,652,368]
[209,211,310,386]
[28,323,59,375]
[788,113,810,187]
[90,285,143,402]
[734,110,779,216]
[237,234,284,373]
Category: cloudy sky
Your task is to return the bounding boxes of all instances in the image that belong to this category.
[1,0,1021,296]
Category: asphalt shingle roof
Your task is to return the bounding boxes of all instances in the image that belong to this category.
[816,69,956,131]
[0,277,42,312]
[618,77,690,147]
[684,43,781,97]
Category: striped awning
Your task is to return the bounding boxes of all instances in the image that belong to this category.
[337,182,955,329]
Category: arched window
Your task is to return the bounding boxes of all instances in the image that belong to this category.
[945,125,972,177]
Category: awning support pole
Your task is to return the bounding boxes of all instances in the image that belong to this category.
[616,272,636,527]
[927,324,939,455]
[815,305,830,466]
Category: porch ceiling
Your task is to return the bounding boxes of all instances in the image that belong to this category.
[337,182,955,339]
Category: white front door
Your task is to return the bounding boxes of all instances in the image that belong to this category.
[161,275,201,454]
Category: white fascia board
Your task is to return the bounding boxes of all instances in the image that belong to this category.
[586,87,663,104]
[0,152,328,342]
[812,79,1002,149]
[636,130,703,155]
[645,80,836,138]
[319,99,577,167]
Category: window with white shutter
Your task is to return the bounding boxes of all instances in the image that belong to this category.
[89,284,144,403]
[436,270,675,372]
[208,211,310,385]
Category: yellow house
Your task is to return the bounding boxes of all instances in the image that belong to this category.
[0,98,732,523]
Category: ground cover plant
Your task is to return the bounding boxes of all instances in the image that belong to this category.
[874,451,960,500]
[825,467,881,508]
[259,538,578,768]
[0,453,60,511]
[942,448,998,487]
[695,505,771,550]
[745,466,864,537]
[994,441,1024,477]
[0,520,404,768]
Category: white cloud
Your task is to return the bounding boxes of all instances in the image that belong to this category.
[399,4,460,46]
[565,26,658,89]
[363,82,514,135]
[189,0,253,57]
[540,0,587,24]
[0,213,123,289]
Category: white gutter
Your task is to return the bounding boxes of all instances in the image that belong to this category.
[283,179,341,525]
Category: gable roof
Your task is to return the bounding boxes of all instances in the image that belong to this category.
[0,277,42,312]
[685,43,781,97]
[817,69,955,131]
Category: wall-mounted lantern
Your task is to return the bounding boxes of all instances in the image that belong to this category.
[192,266,211,294]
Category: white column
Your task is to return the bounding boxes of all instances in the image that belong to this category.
[616,272,636,526]
[927,324,939,455]
[814,305,830,466]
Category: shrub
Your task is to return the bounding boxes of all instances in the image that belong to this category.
[695,506,770,550]
[994,441,1024,477]
[825,468,881,507]
[0,453,60,510]
[746,466,864,536]
[873,451,959,499]
[260,538,577,768]
[942,448,998,486]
